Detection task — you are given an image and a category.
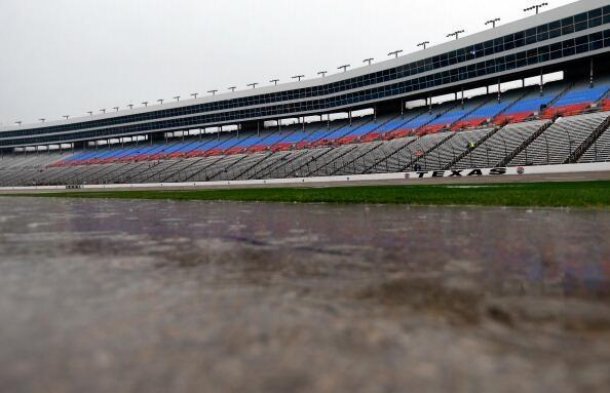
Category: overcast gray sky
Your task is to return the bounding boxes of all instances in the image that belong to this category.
[0,0,576,126]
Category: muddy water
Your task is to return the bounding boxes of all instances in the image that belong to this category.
[0,198,609,393]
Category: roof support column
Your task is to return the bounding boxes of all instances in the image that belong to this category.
[498,79,502,103]
[461,88,465,108]
[590,58,595,88]
[540,68,544,96]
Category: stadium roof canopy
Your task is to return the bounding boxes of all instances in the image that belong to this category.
[1,0,610,149]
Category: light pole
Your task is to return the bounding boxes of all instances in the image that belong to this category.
[142,101,149,107]
[113,107,119,112]
[447,30,465,40]
[291,75,305,81]
[270,79,280,86]
[15,121,22,126]
[388,50,403,59]
[485,18,501,28]
[417,41,430,50]
[317,71,328,78]
[191,93,199,99]
[228,87,237,93]
[157,99,164,105]
[127,104,134,110]
[337,64,350,73]
[524,3,548,14]
[174,96,181,102]
[39,118,46,123]
[247,83,259,89]
[87,111,93,116]
[63,115,70,120]
[208,90,218,96]
[363,58,374,66]
[100,109,106,114]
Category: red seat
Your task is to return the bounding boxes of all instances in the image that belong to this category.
[452,118,486,131]
[294,141,311,150]
[542,103,591,119]
[186,150,207,158]
[247,145,268,153]
[224,147,244,155]
[602,99,610,111]
[361,132,381,142]
[271,143,292,152]
[417,124,445,136]
[311,139,331,148]
[384,129,412,140]
[336,135,358,145]
[494,112,533,125]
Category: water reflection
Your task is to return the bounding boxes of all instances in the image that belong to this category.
[0,198,609,393]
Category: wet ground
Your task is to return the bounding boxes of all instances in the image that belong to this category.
[0,198,609,393]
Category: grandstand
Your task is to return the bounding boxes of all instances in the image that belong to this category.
[1,0,610,187]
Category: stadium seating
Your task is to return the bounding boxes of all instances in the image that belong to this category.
[509,112,610,166]
[4,78,610,187]
[454,120,550,169]
[541,82,610,119]
[579,125,610,163]
[493,84,565,125]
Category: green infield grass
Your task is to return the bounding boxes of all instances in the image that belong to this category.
[7,181,610,208]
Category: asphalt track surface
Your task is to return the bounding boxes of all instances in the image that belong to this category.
[0,197,609,393]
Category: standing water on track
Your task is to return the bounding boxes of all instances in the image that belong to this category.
[0,198,609,393]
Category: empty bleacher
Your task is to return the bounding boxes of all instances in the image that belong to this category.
[3,77,610,187]
[509,112,610,166]
[454,120,550,169]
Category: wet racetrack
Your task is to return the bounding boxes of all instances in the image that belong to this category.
[0,198,609,393]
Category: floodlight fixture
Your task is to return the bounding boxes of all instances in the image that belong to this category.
[388,50,403,59]
[337,64,350,72]
[447,30,465,40]
[485,18,501,28]
[524,3,548,14]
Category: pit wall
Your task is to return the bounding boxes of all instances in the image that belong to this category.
[1,162,609,192]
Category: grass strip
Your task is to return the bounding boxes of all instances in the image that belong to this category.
[6,181,610,208]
